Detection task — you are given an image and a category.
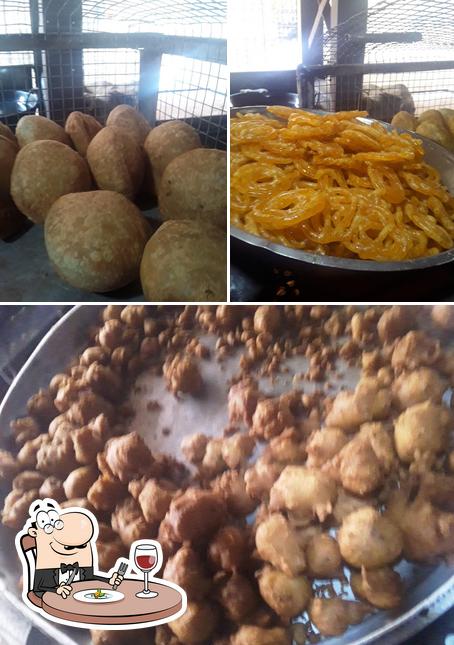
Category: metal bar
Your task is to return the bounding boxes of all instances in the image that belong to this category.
[335,0,367,111]
[138,48,162,126]
[309,0,330,49]
[299,60,454,78]
[299,0,323,67]
[346,31,423,44]
[29,0,45,116]
[0,33,226,64]
[230,70,297,95]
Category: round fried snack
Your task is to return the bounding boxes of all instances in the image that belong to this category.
[44,191,150,292]
[87,126,145,200]
[169,600,218,643]
[0,122,18,146]
[65,111,103,156]
[140,219,226,302]
[11,140,92,223]
[16,114,72,148]
[159,148,227,229]
[106,104,151,146]
[144,120,201,187]
[338,507,403,569]
[306,533,342,577]
[0,135,18,200]
[257,565,311,619]
[394,400,450,463]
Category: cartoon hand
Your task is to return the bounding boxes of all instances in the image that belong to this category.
[109,572,124,587]
[56,583,72,599]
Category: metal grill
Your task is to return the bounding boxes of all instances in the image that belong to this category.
[0,0,227,148]
[298,0,454,121]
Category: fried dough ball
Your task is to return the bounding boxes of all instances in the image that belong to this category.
[103,432,152,483]
[377,305,413,343]
[208,525,248,571]
[391,331,440,372]
[399,499,454,561]
[2,488,39,529]
[144,120,201,188]
[39,475,65,502]
[140,220,226,302]
[181,433,208,464]
[87,475,126,511]
[159,148,226,230]
[394,368,446,410]
[138,479,175,524]
[221,432,255,469]
[327,423,396,496]
[201,438,226,477]
[270,466,337,523]
[350,567,403,609]
[87,126,144,199]
[106,104,151,146]
[245,456,283,501]
[332,489,373,525]
[212,470,257,516]
[251,396,295,440]
[255,513,306,577]
[16,114,71,148]
[306,533,341,578]
[394,401,451,463]
[231,626,291,645]
[306,427,348,468]
[169,600,218,644]
[63,464,98,499]
[338,507,403,569]
[228,378,259,427]
[163,354,203,395]
[265,428,305,465]
[257,566,311,620]
[111,497,151,547]
[216,572,259,622]
[325,377,391,432]
[163,545,211,600]
[418,472,454,512]
[0,449,19,481]
[308,598,370,637]
[65,111,102,156]
[253,305,281,334]
[432,305,454,330]
[11,140,91,224]
[166,488,226,542]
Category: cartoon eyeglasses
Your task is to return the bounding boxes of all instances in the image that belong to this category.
[36,509,64,534]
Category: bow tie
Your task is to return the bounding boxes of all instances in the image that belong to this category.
[60,562,79,573]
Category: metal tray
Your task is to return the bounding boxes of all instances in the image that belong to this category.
[230,106,454,274]
[0,305,453,645]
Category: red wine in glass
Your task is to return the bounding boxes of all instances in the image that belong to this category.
[134,544,158,598]
[136,554,156,570]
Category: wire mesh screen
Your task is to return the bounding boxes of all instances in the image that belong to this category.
[302,0,454,120]
[0,0,227,147]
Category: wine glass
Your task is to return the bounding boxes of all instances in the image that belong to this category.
[134,543,159,598]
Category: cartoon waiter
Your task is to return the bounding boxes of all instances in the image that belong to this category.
[23,499,124,599]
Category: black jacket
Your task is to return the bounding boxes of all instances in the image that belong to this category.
[33,566,107,597]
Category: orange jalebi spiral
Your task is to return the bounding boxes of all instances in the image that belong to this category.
[230,107,454,260]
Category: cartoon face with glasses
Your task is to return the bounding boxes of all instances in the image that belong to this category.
[25,499,123,599]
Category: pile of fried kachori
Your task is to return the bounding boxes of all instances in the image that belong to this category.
[1,106,226,300]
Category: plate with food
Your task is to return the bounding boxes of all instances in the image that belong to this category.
[231,106,454,272]
[73,588,124,603]
[0,304,453,645]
